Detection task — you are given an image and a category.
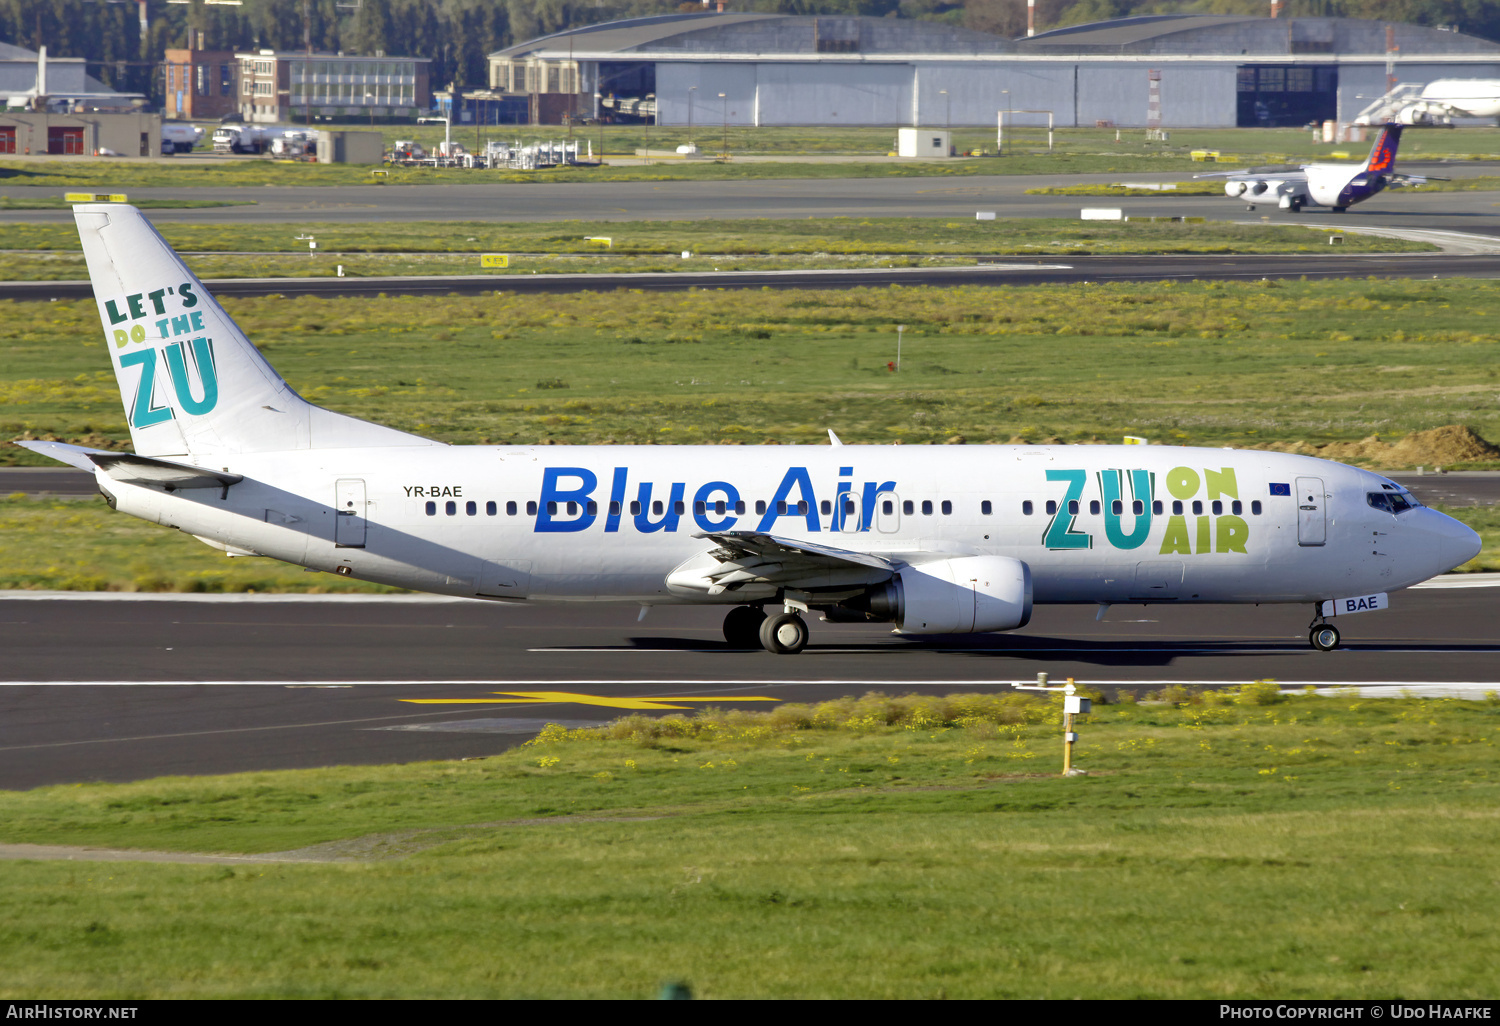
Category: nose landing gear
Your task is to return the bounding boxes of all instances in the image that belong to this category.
[1308,606,1342,651]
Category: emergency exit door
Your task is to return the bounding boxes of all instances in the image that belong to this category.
[335,478,367,548]
[1295,476,1325,546]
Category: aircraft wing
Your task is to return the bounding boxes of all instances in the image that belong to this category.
[15,440,242,490]
[686,530,898,593]
[1387,172,1448,186]
[1194,167,1308,181]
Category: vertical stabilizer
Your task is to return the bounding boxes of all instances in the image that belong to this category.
[75,204,436,459]
[1363,123,1403,174]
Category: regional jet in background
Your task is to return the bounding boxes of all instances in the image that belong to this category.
[1201,123,1442,213]
[18,206,1480,653]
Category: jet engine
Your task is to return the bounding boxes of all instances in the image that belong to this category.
[842,555,1032,635]
[1224,181,1248,198]
[1247,181,1270,197]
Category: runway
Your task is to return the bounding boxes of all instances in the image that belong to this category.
[6,249,1500,303]
[3,165,1498,230]
[1,586,1495,790]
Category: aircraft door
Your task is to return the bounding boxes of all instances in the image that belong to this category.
[1295,476,1326,546]
[335,478,367,548]
[876,493,901,534]
[835,493,862,533]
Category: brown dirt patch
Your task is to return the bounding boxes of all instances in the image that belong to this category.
[1251,424,1500,469]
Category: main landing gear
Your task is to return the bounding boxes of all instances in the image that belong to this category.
[1308,607,1342,652]
[722,605,810,654]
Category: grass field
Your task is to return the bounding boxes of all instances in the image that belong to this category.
[0,689,1496,998]
[5,277,1497,458]
[0,217,1428,282]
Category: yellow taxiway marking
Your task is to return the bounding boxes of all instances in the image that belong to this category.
[399,690,781,710]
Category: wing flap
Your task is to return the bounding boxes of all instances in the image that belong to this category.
[667,531,900,597]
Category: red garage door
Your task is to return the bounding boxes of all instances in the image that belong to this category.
[0,127,15,154]
[47,127,83,155]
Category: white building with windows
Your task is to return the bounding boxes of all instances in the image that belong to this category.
[235,50,431,124]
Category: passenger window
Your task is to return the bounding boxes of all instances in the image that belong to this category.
[696,501,707,515]
[630,500,641,515]
[586,500,597,516]
[755,500,766,515]
[1151,500,1161,515]
[1172,500,1183,516]
[1111,500,1122,515]
[1089,500,1100,516]
[526,501,537,516]
[1133,500,1144,515]
[1067,500,1078,515]
[446,501,457,516]
[1211,500,1223,515]
[981,500,992,515]
[903,500,914,515]
[486,501,497,516]
[1251,500,1262,515]
[776,501,787,515]
[921,500,933,515]
[567,501,578,516]
[547,501,558,516]
[820,500,831,516]
[1022,500,1033,516]
[507,501,517,516]
[425,500,436,516]
[1046,500,1057,515]
[941,500,952,515]
[843,499,856,515]
[884,500,894,515]
[715,500,726,515]
[1231,500,1242,515]
[797,500,808,515]
[609,501,621,516]
[1192,500,1203,515]
[735,501,746,515]
[466,500,477,516]
[653,501,664,515]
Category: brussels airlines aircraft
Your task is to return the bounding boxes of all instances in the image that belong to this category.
[1201,124,1441,213]
[19,206,1480,654]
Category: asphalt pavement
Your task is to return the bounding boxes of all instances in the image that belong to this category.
[0,585,1495,789]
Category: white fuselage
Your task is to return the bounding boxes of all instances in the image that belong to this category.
[96,444,1477,608]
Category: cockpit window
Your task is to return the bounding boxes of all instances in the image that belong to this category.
[1368,491,1419,514]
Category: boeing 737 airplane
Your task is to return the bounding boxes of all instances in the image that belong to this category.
[17,206,1481,654]
[1201,123,1440,213]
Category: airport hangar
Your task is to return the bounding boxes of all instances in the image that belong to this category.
[482,11,1500,129]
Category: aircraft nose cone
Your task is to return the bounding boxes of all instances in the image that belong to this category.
[1424,509,1482,574]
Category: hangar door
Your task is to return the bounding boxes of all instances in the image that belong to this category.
[1237,65,1337,127]
[753,63,914,126]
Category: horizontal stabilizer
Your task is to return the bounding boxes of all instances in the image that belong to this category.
[13,439,110,472]
[90,452,243,490]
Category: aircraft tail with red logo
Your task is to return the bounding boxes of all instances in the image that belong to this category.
[1362,123,1403,174]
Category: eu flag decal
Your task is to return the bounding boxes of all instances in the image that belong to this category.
[1269,483,1291,496]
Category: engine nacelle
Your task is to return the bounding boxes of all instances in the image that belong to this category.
[850,555,1032,635]
[1224,181,1248,198]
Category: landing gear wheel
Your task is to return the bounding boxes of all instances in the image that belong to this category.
[759,612,809,655]
[1331,205,1347,213]
[722,605,766,649]
[1309,624,1341,651]
[1289,199,1303,213]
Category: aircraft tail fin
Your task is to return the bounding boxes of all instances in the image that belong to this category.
[1363,123,1403,174]
[74,204,436,460]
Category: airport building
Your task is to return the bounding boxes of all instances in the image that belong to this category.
[164,44,239,121]
[487,11,1500,128]
[235,50,432,124]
